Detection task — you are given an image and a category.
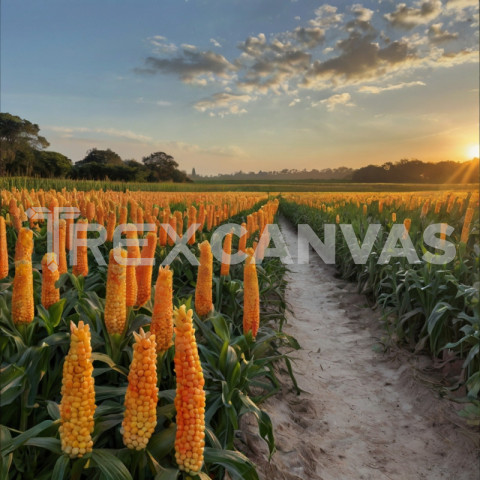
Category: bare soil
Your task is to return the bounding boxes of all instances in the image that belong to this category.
[238,217,479,480]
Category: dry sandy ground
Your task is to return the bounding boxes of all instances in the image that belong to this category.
[238,217,479,480]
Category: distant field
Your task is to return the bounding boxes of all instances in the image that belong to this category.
[0,176,477,192]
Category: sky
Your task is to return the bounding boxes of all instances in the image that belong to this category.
[1,0,479,175]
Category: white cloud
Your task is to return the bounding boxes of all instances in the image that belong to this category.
[358,80,426,94]
[210,38,222,48]
[312,92,355,111]
[288,98,301,107]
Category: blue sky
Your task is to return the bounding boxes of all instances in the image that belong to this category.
[1,0,478,175]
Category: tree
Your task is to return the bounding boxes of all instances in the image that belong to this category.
[34,151,73,177]
[77,148,123,166]
[142,151,186,182]
[0,112,49,175]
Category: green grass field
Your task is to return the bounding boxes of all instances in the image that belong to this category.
[1,176,477,193]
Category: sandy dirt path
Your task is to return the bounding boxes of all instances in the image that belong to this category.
[239,217,479,480]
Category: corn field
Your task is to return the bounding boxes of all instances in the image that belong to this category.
[0,189,298,479]
[0,186,479,479]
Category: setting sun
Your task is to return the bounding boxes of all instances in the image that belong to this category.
[466,143,480,159]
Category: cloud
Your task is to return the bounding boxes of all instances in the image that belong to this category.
[427,23,459,43]
[137,46,236,85]
[302,32,415,88]
[288,98,301,107]
[385,1,443,29]
[46,126,155,143]
[446,0,479,9]
[312,92,355,111]
[193,92,253,116]
[148,36,178,55]
[309,5,343,29]
[291,27,325,48]
[358,80,426,94]
[210,38,222,48]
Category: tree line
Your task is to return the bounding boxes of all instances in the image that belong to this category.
[1,112,478,184]
[0,112,191,183]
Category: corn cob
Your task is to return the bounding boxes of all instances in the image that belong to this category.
[122,328,158,450]
[168,216,177,247]
[126,227,140,307]
[41,252,60,309]
[59,321,96,458]
[243,248,259,339]
[106,210,116,242]
[391,212,397,222]
[12,259,34,324]
[14,227,33,261]
[119,206,128,225]
[187,206,197,245]
[461,207,474,243]
[151,266,174,353]
[72,219,89,277]
[58,219,68,274]
[0,216,8,279]
[136,231,157,307]
[104,248,127,335]
[174,306,205,474]
[195,241,213,316]
[86,202,95,222]
[220,232,232,277]
[238,222,247,253]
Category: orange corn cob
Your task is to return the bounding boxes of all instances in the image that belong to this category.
[122,328,158,450]
[195,241,213,316]
[72,219,89,277]
[175,211,183,238]
[59,321,96,458]
[0,217,8,279]
[12,259,34,324]
[187,206,197,245]
[14,227,33,261]
[119,206,128,225]
[106,210,116,242]
[243,248,259,339]
[238,222,247,253]
[126,227,140,307]
[104,248,127,335]
[136,232,157,307]
[167,216,177,247]
[65,207,74,251]
[41,252,60,309]
[58,219,68,274]
[220,232,232,277]
[174,306,205,474]
[461,207,474,243]
[159,211,169,247]
[151,266,174,353]
[86,202,95,222]
[335,214,340,224]
[391,212,397,222]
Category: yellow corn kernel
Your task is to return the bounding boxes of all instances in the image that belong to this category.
[0,216,8,279]
[104,248,127,335]
[72,219,89,277]
[243,248,259,339]
[195,241,213,316]
[59,321,96,458]
[151,266,174,353]
[174,306,205,474]
[41,253,60,309]
[12,259,34,324]
[122,328,158,450]
[136,232,157,307]
[220,232,232,277]
[126,227,140,307]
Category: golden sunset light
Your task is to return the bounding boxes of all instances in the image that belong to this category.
[466,143,480,159]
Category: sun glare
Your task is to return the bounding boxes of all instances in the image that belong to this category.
[466,143,479,159]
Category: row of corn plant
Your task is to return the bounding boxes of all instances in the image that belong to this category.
[280,191,479,424]
[0,192,298,479]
